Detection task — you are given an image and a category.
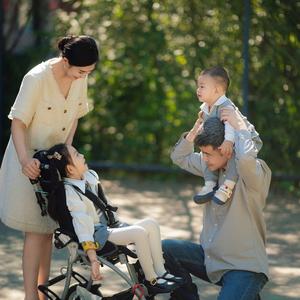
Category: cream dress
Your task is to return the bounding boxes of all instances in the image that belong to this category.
[0,59,90,233]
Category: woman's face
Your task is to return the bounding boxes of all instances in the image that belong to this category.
[66,145,88,179]
[63,58,96,79]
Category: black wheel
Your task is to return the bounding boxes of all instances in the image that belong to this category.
[65,283,102,299]
[65,284,80,300]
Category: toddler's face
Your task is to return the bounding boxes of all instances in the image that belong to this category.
[67,145,88,178]
[196,75,218,104]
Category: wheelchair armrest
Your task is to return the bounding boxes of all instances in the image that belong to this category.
[96,242,137,260]
[118,245,138,259]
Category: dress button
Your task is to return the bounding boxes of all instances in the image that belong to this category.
[64,109,67,113]
[47,107,52,110]
[62,127,66,131]
[79,103,82,106]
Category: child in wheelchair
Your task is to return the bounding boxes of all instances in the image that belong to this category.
[34,143,183,298]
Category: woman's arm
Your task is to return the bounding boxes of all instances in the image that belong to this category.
[11,118,40,179]
[65,119,78,145]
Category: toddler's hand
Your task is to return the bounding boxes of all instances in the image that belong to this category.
[219,140,233,158]
[198,111,204,122]
[91,260,103,281]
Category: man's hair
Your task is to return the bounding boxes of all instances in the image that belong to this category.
[200,66,230,91]
[194,117,225,149]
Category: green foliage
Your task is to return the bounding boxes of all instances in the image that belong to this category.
[4,1,300,176]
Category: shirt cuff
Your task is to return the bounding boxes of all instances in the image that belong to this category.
[8,109,31,127]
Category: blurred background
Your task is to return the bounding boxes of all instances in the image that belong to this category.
[1,1,300,299]
[0,0,299,186]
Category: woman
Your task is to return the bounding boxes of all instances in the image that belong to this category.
[0,35,99,300]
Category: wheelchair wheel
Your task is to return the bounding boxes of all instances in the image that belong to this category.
[65,283,102,299]
[65,284,80,300]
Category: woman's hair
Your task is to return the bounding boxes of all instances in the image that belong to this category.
[45,143,72,222]
[57,35,99,66]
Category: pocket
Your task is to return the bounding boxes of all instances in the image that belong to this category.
[34,100,58,126]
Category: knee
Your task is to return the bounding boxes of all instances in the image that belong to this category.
[143,217,159,228]
[162,239,178,258]
[131,225,147,240]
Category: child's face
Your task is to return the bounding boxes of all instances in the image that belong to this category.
[67,145,88,179]
[196,75,220,105]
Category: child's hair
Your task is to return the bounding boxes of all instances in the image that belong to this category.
[45,143,71,222]
[200,66,230,91]
[57,35,99,66]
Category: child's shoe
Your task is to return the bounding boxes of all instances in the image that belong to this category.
[193,181,217,204]
[159,271,185,285]
[144,278,177,294]
[212,180,235,205]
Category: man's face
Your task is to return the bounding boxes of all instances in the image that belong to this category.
[200,145,228,171]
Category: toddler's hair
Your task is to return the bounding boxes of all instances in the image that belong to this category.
[200,66,230,91]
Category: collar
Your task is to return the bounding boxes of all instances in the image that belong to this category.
[200,95,227,113]
[64,177,86,193]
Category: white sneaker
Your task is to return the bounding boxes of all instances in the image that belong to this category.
[212,180,235,205]
[193,181,217,204]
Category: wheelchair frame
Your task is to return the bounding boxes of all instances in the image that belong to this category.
[38,229,155,300]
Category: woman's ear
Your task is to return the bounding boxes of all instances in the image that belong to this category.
[63,57,70,68]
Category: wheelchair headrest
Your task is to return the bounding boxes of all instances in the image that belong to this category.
[33,150,51,170]
[33,150,57,195]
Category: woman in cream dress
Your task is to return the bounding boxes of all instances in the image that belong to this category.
[0,35,99,300]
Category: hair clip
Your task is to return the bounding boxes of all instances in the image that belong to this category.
[47,152,62,161]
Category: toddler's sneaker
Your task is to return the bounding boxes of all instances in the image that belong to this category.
[212,180,235,205]
[193,181,217,204]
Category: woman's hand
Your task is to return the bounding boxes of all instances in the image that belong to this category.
[90,260,103,281]
[21,157,40,180]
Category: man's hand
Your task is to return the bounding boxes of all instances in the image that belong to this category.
[219,140,233,158]
[186,112,204,142]
[221,108,247,130]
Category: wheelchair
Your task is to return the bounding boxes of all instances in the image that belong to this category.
[37,228,157,300]
[31,150,158,300]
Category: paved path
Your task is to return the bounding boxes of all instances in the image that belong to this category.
[1,177,299,299]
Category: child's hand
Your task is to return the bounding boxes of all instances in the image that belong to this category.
[90,260,103,281]
[219,140,233,158]
[198,111,204,122]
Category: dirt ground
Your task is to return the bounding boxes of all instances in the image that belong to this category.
[0,176,299,299]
